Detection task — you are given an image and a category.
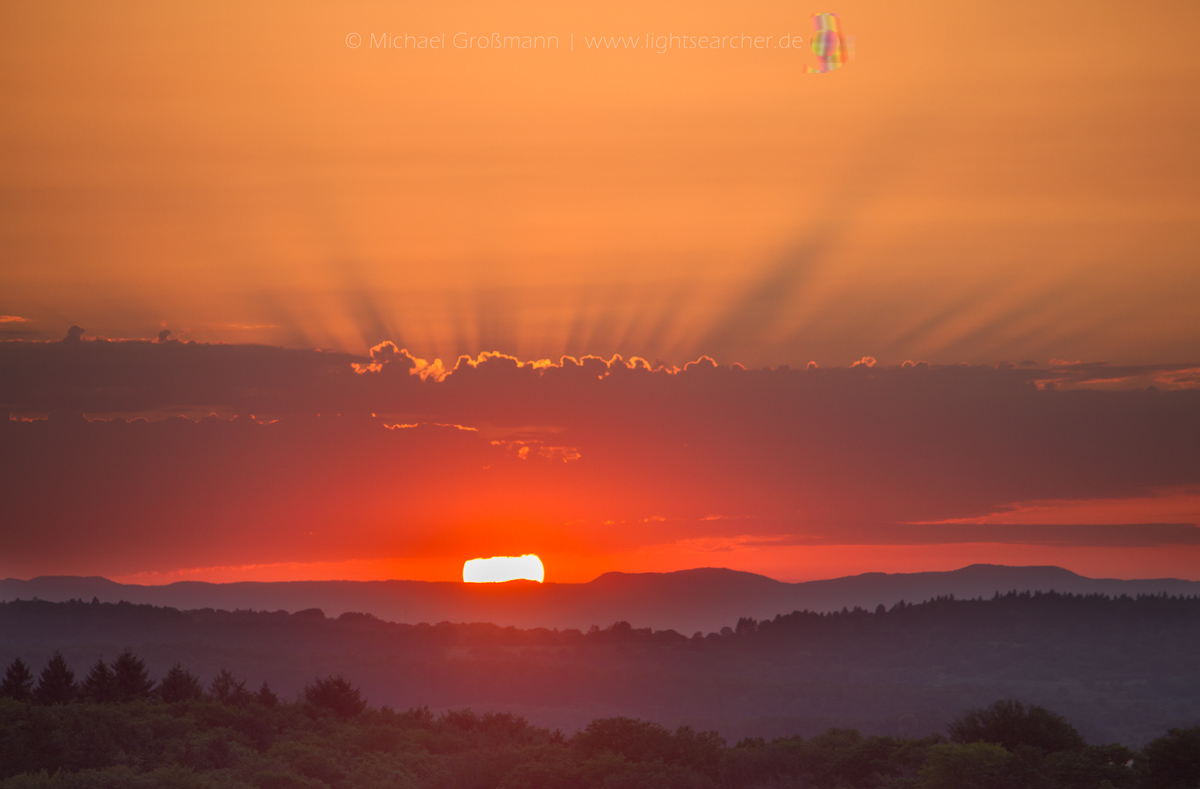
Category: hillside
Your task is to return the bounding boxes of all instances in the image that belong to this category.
[3,564,1199,633]
[2,591,1198,747]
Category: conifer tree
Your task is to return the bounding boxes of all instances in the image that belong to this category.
[210,668,252,706]
[159,664,204,703]
[305,675,366,719]
[256,680,278,708]
[34,652,76,705]
[80,659,116,703]
[0,657,34,702]
[111,649,154,702]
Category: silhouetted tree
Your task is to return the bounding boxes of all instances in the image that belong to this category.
[34,652,76,705]
[304,675,366,719]
[0,657,34,701]
[918,742,1010,789]
[949,699,1085,753]
[573,717,676,763]
[80,658,117,703]
[669,724,726,778]
[256,681,278,708]
[210,669,252,706]
[735,617,758,635]
[799,727,932,788]
[159,664,204,703]
[111,649,154,701]
[1140,726,1200,789]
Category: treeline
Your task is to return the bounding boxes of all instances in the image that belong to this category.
[741,589,1200,641]
[0,650,282,708]
[3,592,1199,748]
[6,589,1198,648]
[1,651,1198,788]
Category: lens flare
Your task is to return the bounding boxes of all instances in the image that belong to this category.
[807,13,851,74]
[462,554,545,583]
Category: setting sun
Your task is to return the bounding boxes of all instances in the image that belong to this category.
[462,555,545,584]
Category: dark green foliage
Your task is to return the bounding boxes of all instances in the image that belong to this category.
[304,675,366,720]
[3,593,1199,747]
[574,717,678,762]
[918,741,1011,789]
[79,659,116,704]
[33,653,75,706]
[801,727,935,787]
[158,664,204,704]
[581,722,718,785]
[949,699,1086,754]
[1140,726,1200,789]
[110,649,154,702]
[496,755,583,789]
[0,659,34,702]
[0,589,1197,788]
[0,681,1167,789]
[256,681,279,708]
[1042,744,1140,789]
[572,717,725,782]
[208,669,251,707]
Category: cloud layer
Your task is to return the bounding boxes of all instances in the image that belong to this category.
[2,337,1198,580]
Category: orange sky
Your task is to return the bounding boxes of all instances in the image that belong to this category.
[2,0,1197,366]
[1,2,1199,585]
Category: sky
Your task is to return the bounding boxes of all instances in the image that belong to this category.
[1,0,1198,584]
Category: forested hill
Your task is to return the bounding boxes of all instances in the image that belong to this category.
[2,591,1198,747]
[4,563,1199,633]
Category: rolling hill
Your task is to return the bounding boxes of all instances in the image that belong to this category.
[3,564,1198,633]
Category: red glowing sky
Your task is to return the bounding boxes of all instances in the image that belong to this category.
[1,1,1198,583]
[1,344,1198,583]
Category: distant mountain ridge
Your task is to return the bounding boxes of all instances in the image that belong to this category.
[2,564,1198,633]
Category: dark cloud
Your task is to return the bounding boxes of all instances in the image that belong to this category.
[1,338,1198,576]
[0,337,362,415]
[740,523,1200,549]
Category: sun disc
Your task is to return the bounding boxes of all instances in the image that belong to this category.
[462,554,545,583]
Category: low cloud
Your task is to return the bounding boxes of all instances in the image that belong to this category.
[739,523,1200,549]
[1,338,1198,577]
